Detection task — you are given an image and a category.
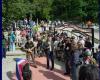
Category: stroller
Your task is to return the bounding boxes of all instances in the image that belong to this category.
[15,58,32,80]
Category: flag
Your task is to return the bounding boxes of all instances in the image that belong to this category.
[15,58,28,80]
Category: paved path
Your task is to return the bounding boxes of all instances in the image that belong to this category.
[2,51,71,80]
[30,57,70,80]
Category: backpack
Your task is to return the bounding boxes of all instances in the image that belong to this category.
[22,63,32,80]
[90,58,97,65]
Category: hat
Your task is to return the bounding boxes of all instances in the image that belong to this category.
[84,49,92,56]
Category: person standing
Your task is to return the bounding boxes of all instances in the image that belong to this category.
[53,38,59,58]
[9,31,16,51]
[28,18,35,38]
[23,18,28,27]
[15,28,21,46]
[2,32,7,58]
[24,36,37,68]
[44,36,54,70]
[64,37,71,75]
[70,42,81,80]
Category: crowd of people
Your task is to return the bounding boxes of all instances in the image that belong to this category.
[2,18,100,80]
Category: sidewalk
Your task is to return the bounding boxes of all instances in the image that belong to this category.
[30,57,70,80]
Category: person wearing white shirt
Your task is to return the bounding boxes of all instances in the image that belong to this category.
[15,28,21,46]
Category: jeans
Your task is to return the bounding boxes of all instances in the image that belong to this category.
[71,64,78,80]
[45,50,54,69]
[65,59,70,74]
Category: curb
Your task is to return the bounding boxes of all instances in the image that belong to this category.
[6,53,26,56]
[6,50,26,56]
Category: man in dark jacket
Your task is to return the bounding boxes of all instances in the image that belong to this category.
[64,37,71,75]
[44,36,54,70]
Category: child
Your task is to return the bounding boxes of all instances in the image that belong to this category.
[83,49,96,65]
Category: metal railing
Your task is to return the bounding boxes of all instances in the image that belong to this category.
[55,27,99,44]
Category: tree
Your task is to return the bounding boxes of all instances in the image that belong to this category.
[51,0,67,20]
[82,0,98,22]
[2,0,99,30]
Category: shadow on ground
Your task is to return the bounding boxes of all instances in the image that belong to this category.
[36,60,68,76]
[39,70,66,80]
[7,71,16,80]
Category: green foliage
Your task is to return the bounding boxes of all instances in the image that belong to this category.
[82,0,98,22]
[2,0,99,28]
